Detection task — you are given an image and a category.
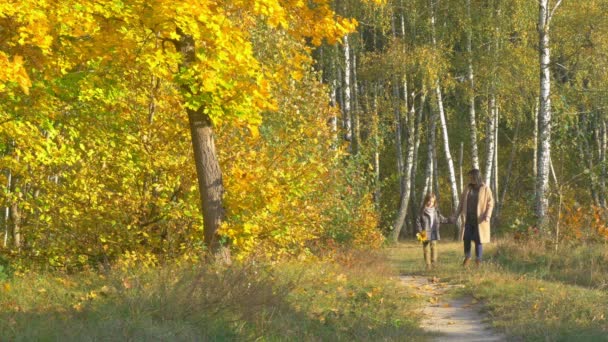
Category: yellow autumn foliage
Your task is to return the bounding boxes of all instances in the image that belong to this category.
[0,0,382,268]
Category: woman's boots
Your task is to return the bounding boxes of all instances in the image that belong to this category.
[463,257,482,268]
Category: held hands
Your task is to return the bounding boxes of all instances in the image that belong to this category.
[446,214,490,224]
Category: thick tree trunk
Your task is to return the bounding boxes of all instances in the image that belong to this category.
[187,110,225,251]
[176,31,226,255]
[466,0,480,170]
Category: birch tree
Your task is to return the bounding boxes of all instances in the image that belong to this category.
[343,35,354,146]
[536,0,563,229]
[466,0,480,170]
[430,0,459,209]
[392,88,417,241]
[484,95,497,185]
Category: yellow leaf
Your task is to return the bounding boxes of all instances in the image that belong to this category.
[248,125,259,139]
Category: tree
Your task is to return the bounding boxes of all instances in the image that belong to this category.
[1,0,359,254]
[536,0,563,229]
[465,0,480,170]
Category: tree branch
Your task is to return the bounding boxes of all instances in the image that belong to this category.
[548,0,564,25]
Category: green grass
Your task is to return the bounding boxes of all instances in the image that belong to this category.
[0,250,430,341]
[5,239,606,341]
[387,239,608,341]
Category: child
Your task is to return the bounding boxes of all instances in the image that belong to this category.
[416,193,449,270]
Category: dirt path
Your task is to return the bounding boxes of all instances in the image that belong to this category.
[401,275,506,341]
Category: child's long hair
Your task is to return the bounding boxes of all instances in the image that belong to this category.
[420,192,437,214]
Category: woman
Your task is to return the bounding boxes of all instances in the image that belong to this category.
[416,193,448,270]
[452,169,494,267]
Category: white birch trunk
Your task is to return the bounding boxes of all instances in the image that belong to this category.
[491,105,499,229]
[401,10,406,38]
[5,143,22,249]
[342,35,352,144]
[410,90,426,232]
[466,0,480,170]
[3,169,10,248]
[9,167,21,249]
[536,0,561,228]
[430,0,459,210]
[372,84,381,209]
[392,89,417,241]
[435,85,460,209]
[352,52,360,154]
[433,130,440,204]
[412,89,426,193]
[533,100,539,178]
[484,95,497,185]
[494,103,499,199]
[421,108,437,206]
[459,141,464,196]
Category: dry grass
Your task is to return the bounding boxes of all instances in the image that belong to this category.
[0,249,429,341]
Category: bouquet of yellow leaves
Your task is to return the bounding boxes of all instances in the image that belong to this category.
[416,231,428,243]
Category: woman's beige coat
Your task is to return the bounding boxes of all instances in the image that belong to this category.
[456,184,494,243]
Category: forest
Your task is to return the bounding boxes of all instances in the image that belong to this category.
[1,0,608,340]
